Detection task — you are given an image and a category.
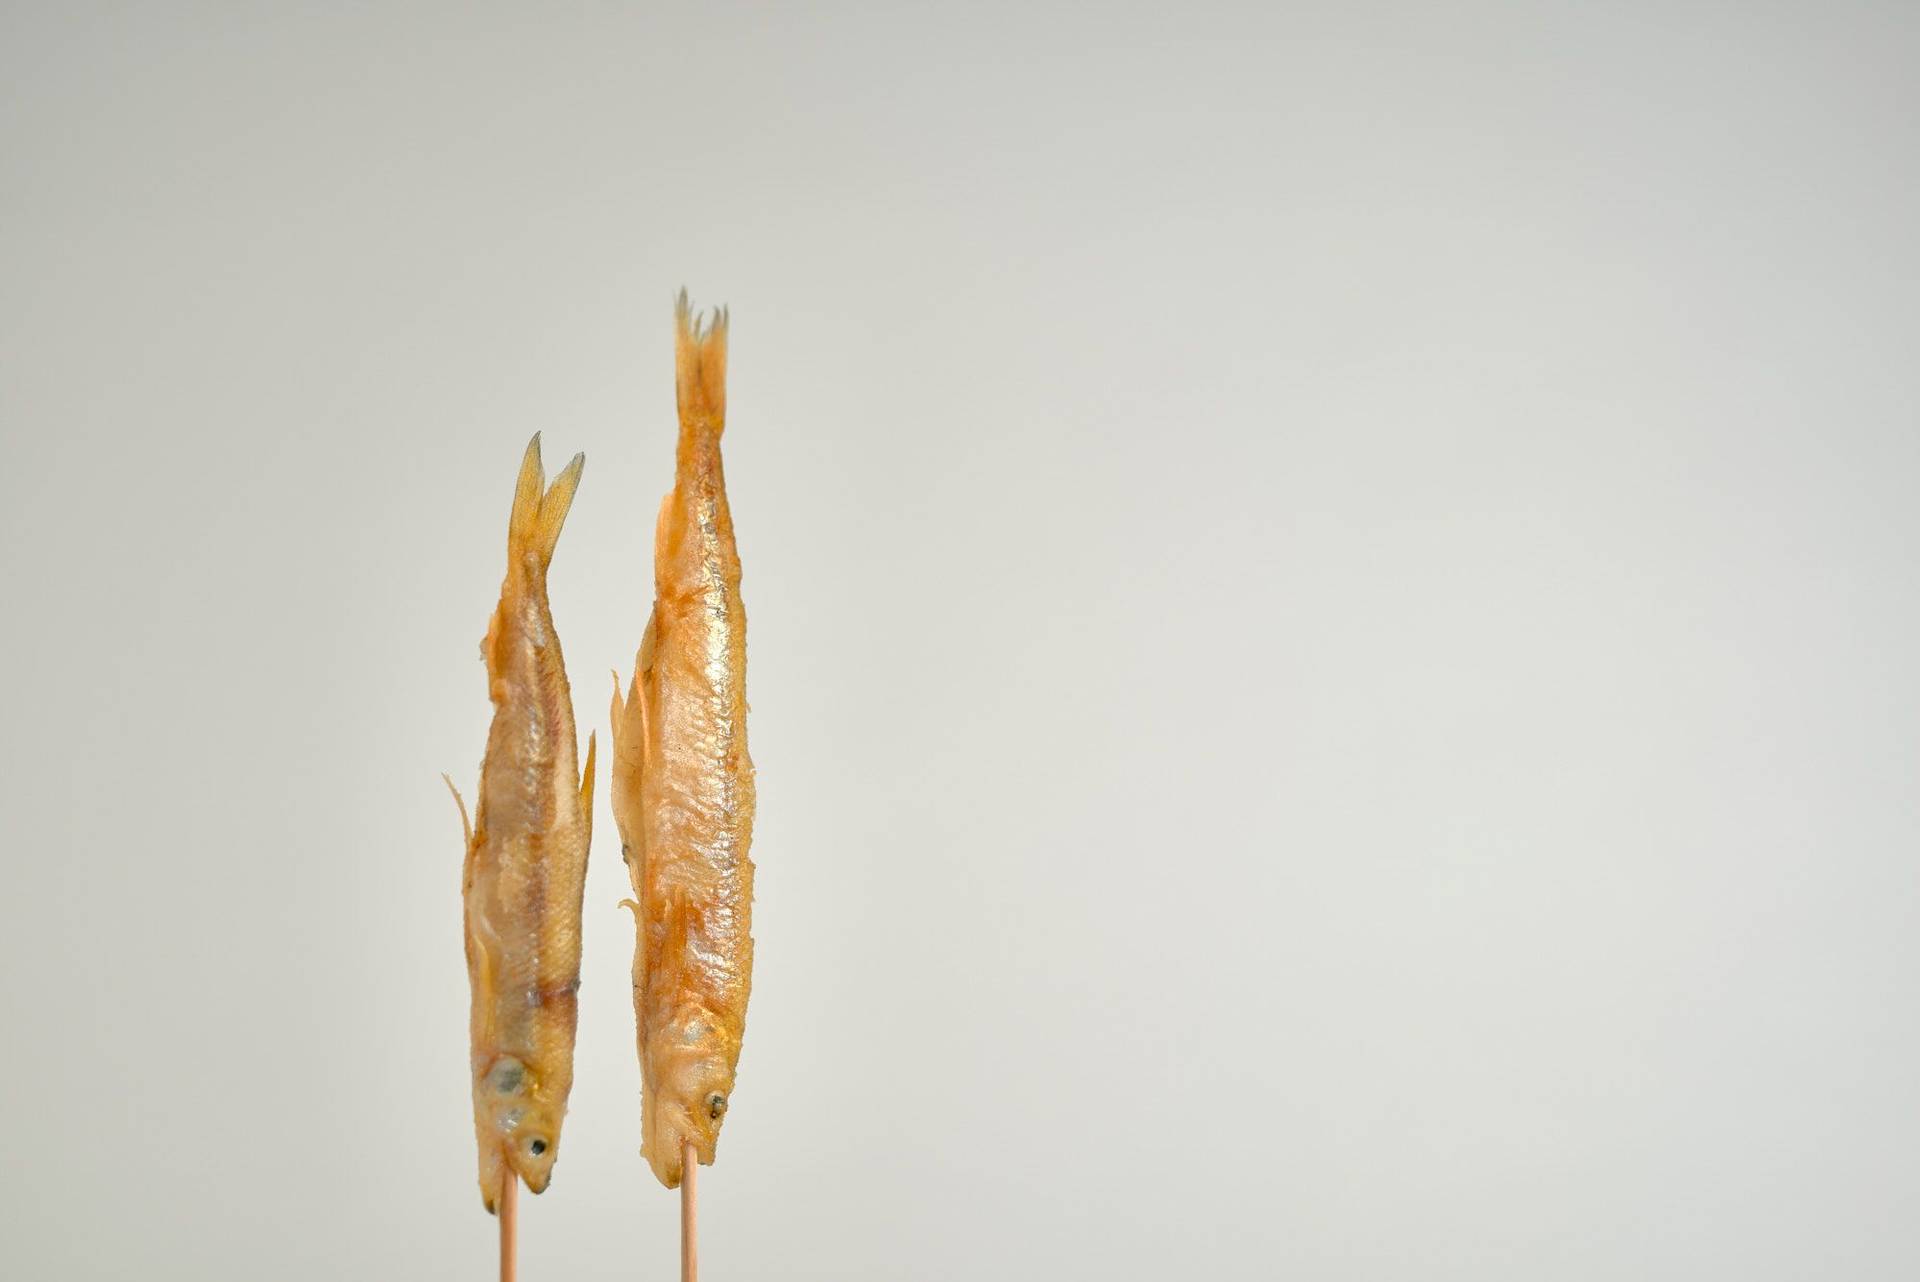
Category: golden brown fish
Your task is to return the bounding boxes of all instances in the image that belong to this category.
[610,296,756,1188]
[446,435,595,1213]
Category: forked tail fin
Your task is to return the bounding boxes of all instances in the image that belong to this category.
[674,289,728,438]
[507,432,585,568]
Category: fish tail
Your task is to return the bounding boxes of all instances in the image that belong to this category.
[674,289,728,439]
[507,433,586,568]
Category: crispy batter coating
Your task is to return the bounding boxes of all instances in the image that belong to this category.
[611,297,756,1188]
[449,435,594,1213]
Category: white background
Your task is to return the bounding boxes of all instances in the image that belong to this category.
[3,3,1917,1278]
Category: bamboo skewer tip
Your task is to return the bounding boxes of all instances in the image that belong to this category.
[681,1140,699,1282]
[499,1169,519,1282]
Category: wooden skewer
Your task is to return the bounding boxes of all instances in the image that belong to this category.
[499,1169,519,1282]
[681,1139,699,1282]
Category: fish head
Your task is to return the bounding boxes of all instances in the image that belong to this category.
[642,1008,738,1187]
[477,1055,565,1194]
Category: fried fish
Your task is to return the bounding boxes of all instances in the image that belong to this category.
[447,435,594,1213]
[611,296,756,1188]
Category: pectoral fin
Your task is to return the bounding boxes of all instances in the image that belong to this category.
[443,774,475,873]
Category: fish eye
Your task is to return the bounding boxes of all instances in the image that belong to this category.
[706,1092,727,1120]
[527,1137,548,1156]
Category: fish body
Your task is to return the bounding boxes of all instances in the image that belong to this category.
[452,435,594,1213]
[611,297,756,1188]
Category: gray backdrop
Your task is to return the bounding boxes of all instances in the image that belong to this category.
[3,3,1916,1278]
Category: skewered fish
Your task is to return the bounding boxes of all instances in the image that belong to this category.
[611,297,756,1188]
[447,435,595,1213]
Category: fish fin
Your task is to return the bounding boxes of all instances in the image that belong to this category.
[506,434,545,557]
[637,607,658,676]
[611,617,657,777]
[610,659,643,764]
[608,673,629,836]
[443,773,478,897]
[634,613,656,762]
[442,773,474,851]
[506,433,585,569]
[674,289,728,437]
[579,731,596,850]
[534,450,586,564]
[454,769,497,1047]
[609,661,643,864]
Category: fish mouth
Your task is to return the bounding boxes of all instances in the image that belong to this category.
[509,1148,557,1195]
[656,1135,707,1189]
[643,1119,688,1187]
[478,1146,508,1216]
[643,1090,709,1188]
